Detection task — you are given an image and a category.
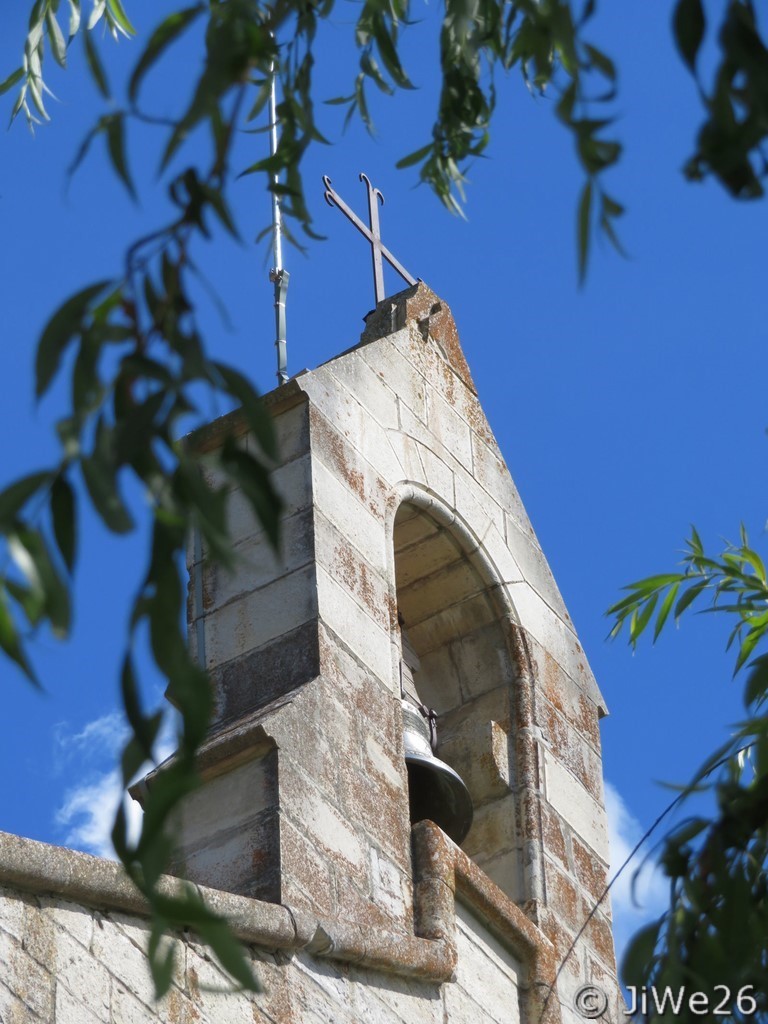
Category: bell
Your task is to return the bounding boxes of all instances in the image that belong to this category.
[401,700,473,845]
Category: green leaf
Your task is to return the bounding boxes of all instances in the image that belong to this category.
[744,654,768,708]
[88,0,107,31]
[121,655,162,756]
[739,546,767,585]
[734,624,764,675]
[577,180,592,284]
[9,528,71,637]
[628,573,685,593]
[0,470,53,527]
[83,29,110,98]
[630,592,657,644]
[674,578,709,620]
[148,918,176,997]
[0,68,24,96]
[0,587,39,686]
[105,113,136,199]
[621,917,662,990]
[200,184,240,240]
[584,43,616,82]
[46,10,67,67]
[220,440,282,551]
[128,6,204,103]
[50,476,77,573]
[209,363,275,459]
[201,917,262,992]
[673,0,705,72]
[36,281,112,399]
[67,0,82,40]
[669,817,708,847]
[81,419,134,534]
[654,581,680,641]
[106,0,136,37]
[396,143,433,170]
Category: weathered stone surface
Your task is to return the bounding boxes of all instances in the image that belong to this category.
[213,619,321,727]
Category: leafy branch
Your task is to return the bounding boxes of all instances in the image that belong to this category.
[673,0,768,200]
[608,526,768,1019]
[607,524,768,674]
[0,73,280,994]
[7,0,624,274]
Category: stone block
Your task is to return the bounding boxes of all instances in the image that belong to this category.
[504,512,570,625]
[274,398,311,464]
[408,591,498,657]
[526,634,603,752]
[37,894,94,951]
[541,701,604,803]
[356,969,443,1024]
[452,902,521,1023]
[316,565,392,688]
[470,433,530,536]
[177,753,275,849]
[309,407,390,523]
[505,582,602,709]
[56,984,108,1024]
[92,918,158,1009]
[204,562,318,670]
[312,460,386,573]
[453,467,506,545]
[279,815,335,918]
[475,849,525,904]
[543,749,610,861]
[426,389,472,469]
[571,835,609,904]
[359,337,428,425]
[416,644,464,714]
[213,619,321,727]
[370,847,409,921]
[394,525,463,591]
[55,926,111,1019]
[393,506,441,553]
[0,979,38,1024]
[0,892,29,946]
[462,793,516,862]
[281,770,366,880]
[315,512,391,633]
[323,354,400,432]
[174,803,280,903]
[545,865,584,933]
[200,507,315,618]
[0,927,55,1019]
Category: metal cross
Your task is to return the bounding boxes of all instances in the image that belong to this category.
[323,173,417,306]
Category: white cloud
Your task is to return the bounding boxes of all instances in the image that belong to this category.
[56,769,143,860]
[604,780,668,969]
[54,711,176,860]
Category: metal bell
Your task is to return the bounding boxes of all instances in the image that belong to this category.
[401,700,473,846]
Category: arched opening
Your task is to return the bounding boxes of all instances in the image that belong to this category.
[393,499,524,901]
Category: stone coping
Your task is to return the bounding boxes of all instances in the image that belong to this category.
[0,823,559,1020]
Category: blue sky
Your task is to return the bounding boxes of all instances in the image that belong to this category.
[1,1,766,967]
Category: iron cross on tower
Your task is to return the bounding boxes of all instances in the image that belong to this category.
[323,173,418,305]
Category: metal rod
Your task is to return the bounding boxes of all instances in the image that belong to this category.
[269,59,289,385]
[360,173,386,305]
[269,61,283,275]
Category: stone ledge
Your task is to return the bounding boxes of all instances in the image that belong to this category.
[0,822,558,1011]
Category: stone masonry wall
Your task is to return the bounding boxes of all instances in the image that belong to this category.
[0,824,555,1024]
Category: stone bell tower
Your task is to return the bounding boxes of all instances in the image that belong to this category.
[171,282,621,1023]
